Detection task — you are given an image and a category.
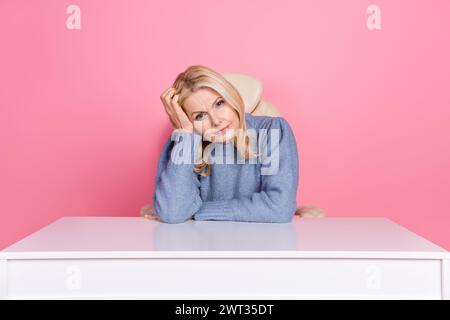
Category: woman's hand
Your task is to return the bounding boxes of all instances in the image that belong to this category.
[140,204,161,221]
[160,87,194,133]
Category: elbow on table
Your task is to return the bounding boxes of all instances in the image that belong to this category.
[271,201,297,223]
[273,211,295,223]
[154,208,191,224]
[160,215,190,224]
[153,200,197,224]
[277,214,294,223]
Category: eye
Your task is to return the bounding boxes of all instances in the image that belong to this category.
[215,99,224,108]
[195,113,206,121]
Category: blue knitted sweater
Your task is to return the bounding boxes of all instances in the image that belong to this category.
[152,112,299,223]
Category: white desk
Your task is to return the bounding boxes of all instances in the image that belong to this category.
[0,216,449,299]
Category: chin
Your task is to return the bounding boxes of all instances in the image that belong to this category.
[209,129,235,143]
[219,129,235,143]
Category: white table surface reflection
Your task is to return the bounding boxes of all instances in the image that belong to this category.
[1,216,449,299]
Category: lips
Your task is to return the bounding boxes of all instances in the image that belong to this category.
[216,124,230,134]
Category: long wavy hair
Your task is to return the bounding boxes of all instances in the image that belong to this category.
[172,65,259,177]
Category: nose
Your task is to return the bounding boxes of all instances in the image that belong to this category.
[208,109,221,127]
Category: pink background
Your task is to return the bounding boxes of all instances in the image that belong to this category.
[1,0,449,250]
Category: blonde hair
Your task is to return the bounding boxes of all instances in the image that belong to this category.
[172,65,259,177]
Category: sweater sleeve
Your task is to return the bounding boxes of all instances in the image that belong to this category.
[193,117,299,223]
[152,129,203,223]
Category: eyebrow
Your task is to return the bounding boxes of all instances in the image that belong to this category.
[190,97,222,117]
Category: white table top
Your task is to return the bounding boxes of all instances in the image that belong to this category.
[1,217,448,260]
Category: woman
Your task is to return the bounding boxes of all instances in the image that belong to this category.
[149,65,319,223]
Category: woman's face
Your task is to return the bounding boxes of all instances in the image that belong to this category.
[182,87,240,143]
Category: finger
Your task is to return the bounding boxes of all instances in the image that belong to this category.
[160,90,173,105]
[162,87,176,104]
[162,100,178,127]
[162,91,180,127]
[169,94,185,126]
[172,96,190,127]
[171,94,181,110]
[160,87,174,99]
[162,89,183,129]
[143,214,159,221]
[159,88,180,129]
[163,88,176,105]
[171,94,187,118]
